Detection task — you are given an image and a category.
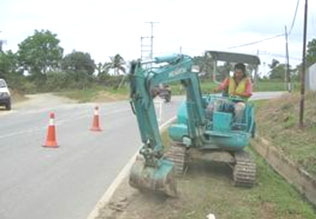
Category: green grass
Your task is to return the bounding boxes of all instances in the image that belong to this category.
[55,79,299,102]
[56,85,129,103]
[57,88,100,103]
[160,131,316,219]
[169,80,299,95]
[254,81,286,91]
[256,91,316,175]
[250,148,315,218]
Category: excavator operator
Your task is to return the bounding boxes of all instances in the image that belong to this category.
[213,63,252,125]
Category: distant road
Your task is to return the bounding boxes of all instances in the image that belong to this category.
[250,91,285,100]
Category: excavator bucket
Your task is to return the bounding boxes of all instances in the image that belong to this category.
[129,156,177,197]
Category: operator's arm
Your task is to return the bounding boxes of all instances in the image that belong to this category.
[233,78,252,98]
[213,78,229,92]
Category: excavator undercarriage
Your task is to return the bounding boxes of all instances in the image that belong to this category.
[166,144,256,187]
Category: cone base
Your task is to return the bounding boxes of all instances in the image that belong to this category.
[90,127,102,132]
[42,142,59,148]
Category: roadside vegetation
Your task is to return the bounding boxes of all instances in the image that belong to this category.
[1,29,315,104]
[57,86,128,103]
[170,79,301,95]
[255,91,316,176]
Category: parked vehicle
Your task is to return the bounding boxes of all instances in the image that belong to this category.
[0,79,11,110]
[151,84,172,102]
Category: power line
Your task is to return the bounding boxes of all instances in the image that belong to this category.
[258,50,301,60]
[227,34,284,49]
[289,0,300,35]
[227,0,301,49]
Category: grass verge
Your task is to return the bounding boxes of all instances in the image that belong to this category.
[50,79,295,102]
[56,86,129,103]
[255,91,316,176]
[170,80,297,95]
[155,132,316,219]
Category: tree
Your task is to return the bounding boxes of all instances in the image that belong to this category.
[307,38,316,66]
[105,54,126,75]
[193,55,214,78]
[268,59,280,69]
[60,51,96,89]
[17,30,63,76]
[0,50,30,90]
[0,50,20,79]
[62,51,96,75]
[96,62,110,76]
[268,59,287,80]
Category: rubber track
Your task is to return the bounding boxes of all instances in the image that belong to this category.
[233,151,256,187]
[165,144,186,176]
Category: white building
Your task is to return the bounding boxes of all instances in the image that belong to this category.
[306,63,316,91]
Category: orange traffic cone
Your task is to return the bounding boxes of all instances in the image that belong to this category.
[90,106,102,131]
[43,112,59,148]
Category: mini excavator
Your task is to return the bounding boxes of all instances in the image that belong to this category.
[128,53,259,196]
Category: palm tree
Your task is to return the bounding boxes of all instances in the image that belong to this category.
[105,54,126,75]
[104,54,127,89]
[96,62,110,76]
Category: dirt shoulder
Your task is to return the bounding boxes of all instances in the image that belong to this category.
[0,92,78,114]
[13,93,77,110]
[57,89,128,104]
[94,150,316,219]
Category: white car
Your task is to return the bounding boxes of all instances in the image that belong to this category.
[0,79,11,110]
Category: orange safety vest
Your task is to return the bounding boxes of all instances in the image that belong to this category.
[228,77,250,101]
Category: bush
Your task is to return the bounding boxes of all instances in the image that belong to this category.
[97,74,124,88]
[5,74,37,93]
[45,71,96,90]
[46,71,70,91]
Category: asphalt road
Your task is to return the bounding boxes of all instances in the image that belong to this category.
[0,92,284,219]
[250,91,285,100]
[0,95,183,219]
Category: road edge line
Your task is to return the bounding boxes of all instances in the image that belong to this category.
[87,116,176,219]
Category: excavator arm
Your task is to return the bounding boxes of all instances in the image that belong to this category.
[128,54,207,196]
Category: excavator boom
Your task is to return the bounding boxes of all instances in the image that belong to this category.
[128,54,206,196]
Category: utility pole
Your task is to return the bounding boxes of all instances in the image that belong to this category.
[0,31,3,52]
[254,50,259,89]
[140,36,151,60]
[140,22,159,60]
[299,0,308,127]
[284,26,292,92]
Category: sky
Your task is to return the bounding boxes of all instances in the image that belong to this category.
[0,0,316,75]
